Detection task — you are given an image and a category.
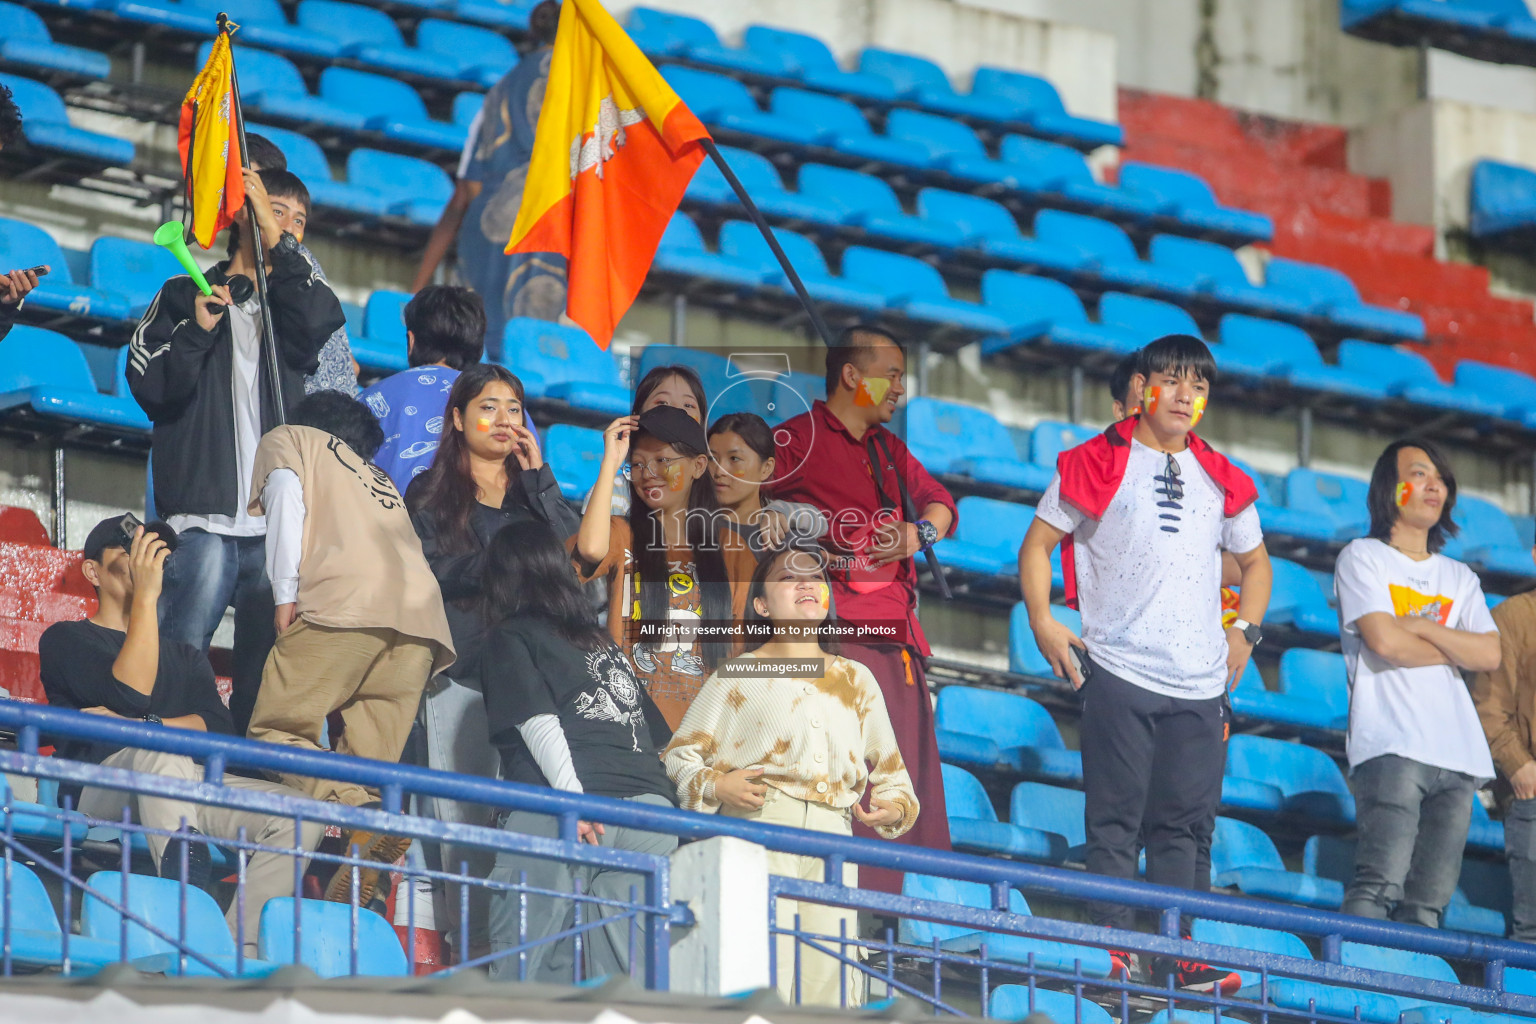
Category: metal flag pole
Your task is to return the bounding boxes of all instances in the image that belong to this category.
[696,137,951,599]
[219,11,286,426]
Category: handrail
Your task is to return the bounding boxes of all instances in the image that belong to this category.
[6,698,1536,973]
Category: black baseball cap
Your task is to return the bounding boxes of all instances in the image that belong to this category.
[636,405,708,453]
[82,514,178,562]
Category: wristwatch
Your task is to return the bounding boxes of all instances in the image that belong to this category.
[1232,618,1263,646]
[916,519,939,551]
[143,713,163,725]
[274,231,301,257]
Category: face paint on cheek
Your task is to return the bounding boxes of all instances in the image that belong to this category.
[817,583,830,611]
[855,375,892,408]
[1143,386,1161,416]
[1190,395,1207,427]
[1396,481,1413,507]
[475,418,492,432]
[663,460,686,492]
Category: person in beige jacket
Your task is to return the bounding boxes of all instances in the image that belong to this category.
[246,391,455,907]
[1472,573,1536,942]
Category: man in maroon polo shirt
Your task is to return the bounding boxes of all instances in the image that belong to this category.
[772,325,957,890]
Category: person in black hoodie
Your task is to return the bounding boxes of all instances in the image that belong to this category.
[127,168,343,736]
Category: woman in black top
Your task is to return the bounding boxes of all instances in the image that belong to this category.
[479,521,676,984]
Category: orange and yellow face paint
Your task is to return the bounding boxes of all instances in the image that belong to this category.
[475,417,492,432]
[817,582,830,611]
[662,459,686,491]
[1142,386,1207,426]
[1396,481,1414,507]
[854,375,892,408]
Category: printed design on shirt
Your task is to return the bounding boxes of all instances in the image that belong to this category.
[364,392,390,417]
[625,557,707,682]
[399,440,437,460]
[1390,583,1453,625]
[574,646,647,751]
[417,373,439,385]
[426,416,443,435]
[1153,452,1184,534]
[404,405,418,416]
[327,435,402,510]
[668,572,693,596]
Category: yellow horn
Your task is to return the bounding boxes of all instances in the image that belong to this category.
[153,222,213,296]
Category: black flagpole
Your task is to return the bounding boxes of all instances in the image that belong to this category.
[696,137,951,599]
[219,12,286,426]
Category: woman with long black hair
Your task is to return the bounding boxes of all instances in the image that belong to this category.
[586,363,710,517]
[708,411,827,556]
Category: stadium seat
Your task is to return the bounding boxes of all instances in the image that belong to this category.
[0,73,134,166]
[453,91,481,129]
[858,48,1015,122]
[1231,648,1349,730]
[991,988,1115,1024]
[919,191,1091,277]
[970,67,1123,148]
[1443,493,1534,576]
[980,271,1139,357]
[1225,734,1354,824]
[654,215,771,291]
[88,237,184,320]
[940,763,1067,861]
[295,0,459,80]
[635,346,731,407]
[0,217,129,321]
[1470,159,1536,240]
[1035,211,1203,295]
[1189,919,1316,1003]
[202,44,365,132]
[345,149,452,224]
[1008,782,1087,857]
[798,165,965,247]
[1096,291,1201,341]
[1151,235,1314,318]
[1337,341,1505,417]
[715,221,880,307]
[81,871,280,977]
[1210,816,1344,909]
[356,290,409,373]
[685,146,843,224]
[1304,834,1507,937]
[1467,796,1505,853]
[933,496,1034,577]
[416,19,516,88]
[662,67,823,146]
[502,319,628,416]
[1342,0,1536,54]
[1029,420,1098,468]
[903,396,1049,489]
[246,123,391,219]
[1264,257,1426,341]
[1218,315,1387,397]
[1285,467,1371,540]
[1007,602,1082,679]
[117,0,339,58]
[0,2,111,79]
[544,423,606,502]
[0,326,151,433]
[0,861,168,973]
[1117,163,1273,242]
[626,8,783,76]
[900,873,1113,976]
[320,68,465,151]
[257,898,408,976]
[998,135,1160,218]
[768,88,932,167]
[935,684,1083,785]
[1454,359,1536,429]
[453,0,535,30]
[743,26,898,101]
[883,109,1020,185]
[839,247,1010,334]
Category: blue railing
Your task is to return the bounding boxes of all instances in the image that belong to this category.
[3,699,1535,1019]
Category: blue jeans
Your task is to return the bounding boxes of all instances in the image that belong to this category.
[159,529,275,737]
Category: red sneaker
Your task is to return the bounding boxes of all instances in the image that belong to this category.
[1108,949,1138,980]
[1154,957,1241,994]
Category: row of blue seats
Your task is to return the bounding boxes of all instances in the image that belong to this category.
[0,71,133,167]
[25,0,544,34]
[0,1,110,80]
[1344,0,1536,66]
[667,73,1271,248]
[1470,158,1536,242]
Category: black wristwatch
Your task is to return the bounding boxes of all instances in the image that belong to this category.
[916,519,939,550]
[143,713,163,725]
[1233,618,1263,646]
[274,231,301,256]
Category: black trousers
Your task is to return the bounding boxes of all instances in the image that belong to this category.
[1079,663,1229,930]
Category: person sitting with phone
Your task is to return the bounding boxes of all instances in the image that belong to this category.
[0,264,43,343]
[39,514,322,960]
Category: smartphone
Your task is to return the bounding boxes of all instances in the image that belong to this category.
[25,266,50,277]
[1069,647,1093,687]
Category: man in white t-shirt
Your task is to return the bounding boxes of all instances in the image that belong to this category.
[1335,439,1500,927]
[1019,335,1272,992]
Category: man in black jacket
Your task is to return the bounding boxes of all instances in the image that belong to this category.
[128,167,343,735]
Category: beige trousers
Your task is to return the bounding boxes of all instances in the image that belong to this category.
[724,787,866,1008]
[248,619,434,806]
[77,747,324,956]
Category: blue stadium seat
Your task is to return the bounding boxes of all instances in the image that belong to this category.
[1218,314,1387,398]
[653,215,770,291]
[770,372,824,424]
[979,271,1139,357]
[940,763,1066,861]
[1227,455,1318,540]
[1285,467,1371,540]
[1096,291,1201,342]
[1029,420,1098,468]
[0,860,167,973]
[1454,359,1536,428]
[89,237,184,319]
[626,8,783,75]
[1444,493,1534,577]
[919,191,1091,277]
[0,217,130,321]
[345,149,452,224]
[991,988,1115,1024]
[635,344,730,403]
[116,0,339,58]
[769,87,931,167]
[1269,557,1341,636]
[81,871,280,977]
[933,496,1034,576]
[1470,159,1536,239]
[901,873,1112,976]
[858,48,1016,122]
[662,67,823,146]
[743,26,898,101]
[884,109,1019,185]
[453,91,481,129]
[320,68,465,151]
[1343,0,1536,49]
[717,221,884,308]
[502,318,628,416]
[1265,257,1426,341]
[1008,782,1087,856]
[1225,734,1355,824]
[903,396,1050,489]
[246,123,390,218]
[453,0,535,30]
[0,1,111,78]
[935,684,1083,785]
[999,136,1161,219]
[544,423,605,501]
[1337,340,1505,417]
[0,326,151,432]
[1035,211,1203,295]
[1117,163,1273,242]
[685,146,843,224]
[1189,919,1317,1005]
[797,165,965,247]
[1008,602,1082,679]
[357,290,408,373]
[257,898,408,976]
[839,247,1009,333]
[416,19,516,88]
[1467,796,1505,853]
[1210,816,1344,909]
[1151,235,1315,318]
[202,44,366,132]
[295,0,459,80]
[0,73,134,166]
[1231,648,1349,730]
[970,67,1123,149]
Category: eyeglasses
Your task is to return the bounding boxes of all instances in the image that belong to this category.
[1154,451,1183,505]
[623,455,689,480]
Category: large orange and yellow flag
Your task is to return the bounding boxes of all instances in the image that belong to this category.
[506,0,710,349]
[178,33,245,250]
